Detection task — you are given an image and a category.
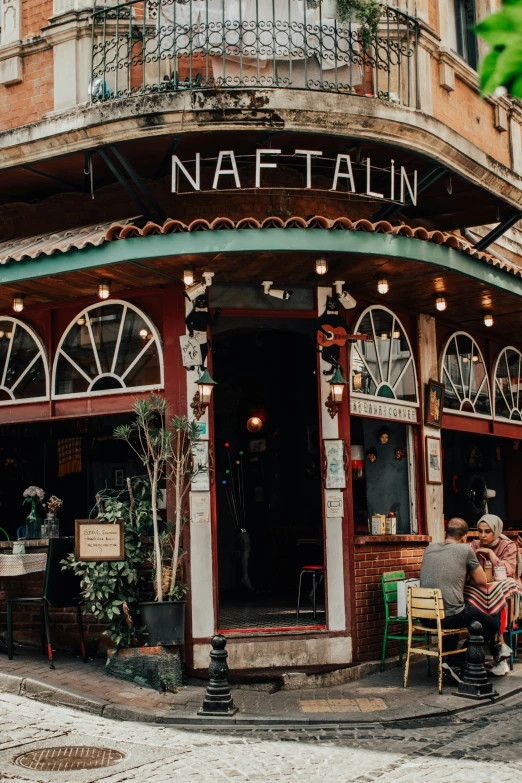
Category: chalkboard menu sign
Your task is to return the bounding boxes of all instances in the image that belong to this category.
[75,520,125,561]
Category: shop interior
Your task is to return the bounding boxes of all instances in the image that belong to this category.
[350,417,414,534]
[212,319,324,631]
[0,414,143,541]
[442,430,522,529]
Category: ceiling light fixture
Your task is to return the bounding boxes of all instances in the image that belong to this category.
[435,296,447,312]
[377,276,389,295]
[12,295,24,313]
[483,312,494,328]
[315,257,328,275]
[183,265,195,286]
[98,280,111,300]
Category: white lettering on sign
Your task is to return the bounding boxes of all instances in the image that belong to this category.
[255,148,281,188]
[213,150,241,190]
[331,154,356,192]
[172,153,201,192]
[295,149,323,189]
[350,397,418,422]
[170,149,417,203]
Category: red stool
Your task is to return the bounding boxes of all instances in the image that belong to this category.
[297,566,324,621]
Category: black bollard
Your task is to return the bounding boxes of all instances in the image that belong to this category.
[455,621,498,700]
[198,634,238,716]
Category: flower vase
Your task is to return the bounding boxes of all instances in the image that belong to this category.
[26,513,41,540]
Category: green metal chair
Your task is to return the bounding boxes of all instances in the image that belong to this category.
[381,570,429,672]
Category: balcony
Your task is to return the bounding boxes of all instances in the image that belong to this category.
[90,0,419,108]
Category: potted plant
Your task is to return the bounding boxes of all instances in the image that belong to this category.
[62,480,148,650]
[334,0,382,50]
[114,394,206,646]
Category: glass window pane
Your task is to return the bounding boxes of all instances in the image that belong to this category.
[124,345,161,388]
[14,356,46,400]
[351,308,417,405]
[55,354,90,395]
[114,309,154,378]
[61,320,99,380]
[89,304,124,374]
[443,334,491,416]
[5,323,38,390]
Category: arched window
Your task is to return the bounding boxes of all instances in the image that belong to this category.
[493,346,522,422]
[351,306,418,406]
[53,300,163,399]
[0,318,49,404]
[440,332,491,417]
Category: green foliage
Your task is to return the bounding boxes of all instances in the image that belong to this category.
[62,482,148,648]
[335,0,382,50]
[114,394,207,602]
[477,0,522,97]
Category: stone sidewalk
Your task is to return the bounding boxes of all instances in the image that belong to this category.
[1,649,522,726]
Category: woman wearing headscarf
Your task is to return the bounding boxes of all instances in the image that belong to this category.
[470,514,519,581]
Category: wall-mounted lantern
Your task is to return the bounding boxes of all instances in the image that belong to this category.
[325,365,348,419]
[191,368,217,420]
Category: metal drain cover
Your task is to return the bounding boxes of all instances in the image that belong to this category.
[14,746,126,771]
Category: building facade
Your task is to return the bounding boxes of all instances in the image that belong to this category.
[1,0,522,672]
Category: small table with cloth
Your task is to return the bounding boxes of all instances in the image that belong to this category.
[464,577,522,635]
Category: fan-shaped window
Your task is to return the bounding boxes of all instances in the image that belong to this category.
[493,346,522,422]
[0,318,49,404]
[351,306,418,405]
[440,332,491,417]
[53,300,163,399]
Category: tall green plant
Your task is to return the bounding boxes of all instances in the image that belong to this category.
[114,394,205,603]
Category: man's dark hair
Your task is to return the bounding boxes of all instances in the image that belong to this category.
[446,517,469,541]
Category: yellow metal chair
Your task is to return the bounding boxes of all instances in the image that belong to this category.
[403,587,468,694]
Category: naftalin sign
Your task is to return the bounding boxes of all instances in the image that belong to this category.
[172,149,418,204]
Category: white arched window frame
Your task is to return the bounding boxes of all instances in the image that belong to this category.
[493,346,522,423]
[0,317,49,405]
[440,331,491,418]
[350,305,419,407]
[52,299,164,400]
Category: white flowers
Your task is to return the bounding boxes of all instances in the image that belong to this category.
[23,486,45,501]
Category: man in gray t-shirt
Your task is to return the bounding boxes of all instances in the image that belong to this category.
[419,517,497,655]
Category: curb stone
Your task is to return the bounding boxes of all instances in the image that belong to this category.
[1,669,522,727]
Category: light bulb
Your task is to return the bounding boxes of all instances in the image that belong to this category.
[483,312,494,328]
[315,257,328,275]
[98,280,110,300]
[12,295,24,313]
[435,297,447,312]
[139,329,148,339]
[381,333,389,341]
[377,277,389,295]
[393,330,400,339]
[472,355,479,363]
[76,315,86,326]
[183,266,195,286]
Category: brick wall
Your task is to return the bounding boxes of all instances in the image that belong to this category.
[354,535,431,662]
[0,571,109,654]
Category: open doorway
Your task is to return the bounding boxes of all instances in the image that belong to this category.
[213,320,324,631]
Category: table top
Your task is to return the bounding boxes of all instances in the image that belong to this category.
[0,553,47,577]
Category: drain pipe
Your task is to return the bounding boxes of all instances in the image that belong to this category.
[460,227,513,265]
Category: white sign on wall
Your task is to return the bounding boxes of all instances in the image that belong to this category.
[350,397,418,423]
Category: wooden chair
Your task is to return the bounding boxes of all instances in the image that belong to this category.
[381,570,429,672]
[403,587,468,694]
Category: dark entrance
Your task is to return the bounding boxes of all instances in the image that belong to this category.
[213,320,324,631]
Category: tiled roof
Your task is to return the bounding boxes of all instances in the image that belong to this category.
[0,215,518,276]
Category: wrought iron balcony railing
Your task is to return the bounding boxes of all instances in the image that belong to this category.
[90,0,419,108]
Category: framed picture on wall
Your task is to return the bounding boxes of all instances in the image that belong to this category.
[424,379,445,428]
[426,436,442,484]
[324,439,346,489]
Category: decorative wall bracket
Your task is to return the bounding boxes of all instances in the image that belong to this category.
[191,390,207,421]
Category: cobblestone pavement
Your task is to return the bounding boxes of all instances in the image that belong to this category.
[1,691,522,782]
